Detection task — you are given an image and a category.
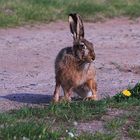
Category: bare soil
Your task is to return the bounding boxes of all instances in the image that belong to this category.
[0,18,140,112]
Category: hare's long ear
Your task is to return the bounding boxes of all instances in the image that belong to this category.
[68,13,84,40]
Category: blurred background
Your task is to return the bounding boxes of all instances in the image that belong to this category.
[0,0,140,27]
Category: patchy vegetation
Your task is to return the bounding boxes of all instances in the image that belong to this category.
[0,83,140,139]
[0,0,140,27]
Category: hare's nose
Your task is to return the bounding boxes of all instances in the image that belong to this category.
[92,56,95,61]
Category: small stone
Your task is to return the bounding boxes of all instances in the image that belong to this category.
[73,121,78,126]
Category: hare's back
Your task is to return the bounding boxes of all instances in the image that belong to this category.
[55,47,74,72]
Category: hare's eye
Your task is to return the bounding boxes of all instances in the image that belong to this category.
[79,43,87,50]
[83,45,87,50]
[79,44,84,49]
[81,45,87,50]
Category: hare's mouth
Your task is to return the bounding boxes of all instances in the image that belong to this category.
[83,58,93,63]
[85,56,95,62]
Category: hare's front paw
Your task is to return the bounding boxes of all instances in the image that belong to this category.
[52,96,59,103]
[52,96,72,103]
[59,96,72,102]
[84,95,98,101]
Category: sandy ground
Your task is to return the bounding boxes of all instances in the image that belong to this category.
[0,18,140,112]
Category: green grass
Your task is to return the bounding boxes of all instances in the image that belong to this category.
[0,100,108,140]
[0,121,62,140]
[105,117,126,131]
[76,132,115,140]
[128,123,140,139]
[0,0,140,27]
[0,83,140,139]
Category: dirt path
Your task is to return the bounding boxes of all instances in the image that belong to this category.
[0,18,140,112]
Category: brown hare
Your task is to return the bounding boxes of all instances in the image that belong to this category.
[53,13,97,102]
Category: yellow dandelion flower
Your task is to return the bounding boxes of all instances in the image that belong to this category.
[122,90,131,97]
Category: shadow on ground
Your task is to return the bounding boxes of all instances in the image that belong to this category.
[0,93,52,104]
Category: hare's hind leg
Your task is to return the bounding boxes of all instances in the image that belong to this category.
[52,80,61,103]
[85,79,97,100]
